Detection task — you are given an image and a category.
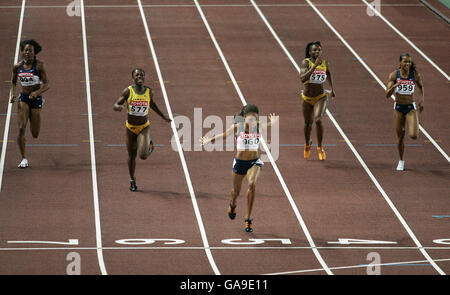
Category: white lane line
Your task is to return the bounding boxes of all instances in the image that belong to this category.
[0,246,449,251]
[194,0,333,275]
[263,257,450,275]
[136,0,220,275]
[80,0,107,275]
[0,0,25,192]
[259,1,449,163]
[363,0,450,81]
[250,0,446,275]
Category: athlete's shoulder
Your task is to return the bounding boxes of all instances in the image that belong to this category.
[388,70,397,80]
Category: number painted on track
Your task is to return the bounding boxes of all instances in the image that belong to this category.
[115,238,185,245]
[327,238,397,245]
[7,239,79,245]
[221,238,292,245]
[433,239,450,245]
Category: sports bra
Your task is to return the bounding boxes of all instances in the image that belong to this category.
[235,121,260,151]
[304,58,327,85]
[394,69,416,96]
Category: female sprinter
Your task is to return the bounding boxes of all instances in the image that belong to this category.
[113,68,171,191]
[200,104,278,232]
[385,53,424,171]
[10,39,50,168]
[300,41,335,160]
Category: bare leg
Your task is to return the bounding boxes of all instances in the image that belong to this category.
[126,129,138,180]
[406,110,419,140]
[302,101,314,145]
[137,126,153,160]
[313,95,329,147]
[394,110,406,160]
[231,170,245,208]
[29,108,41,139]
[244,165,261,220]
[17,102,30,159]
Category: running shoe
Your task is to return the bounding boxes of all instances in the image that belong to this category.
[228,202,236,220]
[130,179,137,192]
[396,160,405,171]
[18,158,29,168]
[245,219,253,233]
[317,146,326,161]
[304,140,312,159]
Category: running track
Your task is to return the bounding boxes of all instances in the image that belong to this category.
[0,0,448,275]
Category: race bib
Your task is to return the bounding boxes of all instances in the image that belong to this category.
[129,100,149,116]
[18,72,40,87]
[396,79,415,95]
[309,69,327,84]
[236,132,260,151]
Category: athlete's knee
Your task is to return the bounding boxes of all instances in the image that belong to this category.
[314,117,323,124]
[18,126,26,136]
[248,182,256,192]
[409,134,418,140]
[31,130,39,138]
[304,121,313,128]
[139,153,148,160]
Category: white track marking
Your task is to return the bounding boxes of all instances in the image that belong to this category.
[0,0,25,192]
[194,0,333,275]
[80,0,107,275]
[258,1,450,163]
[250,0,446,275]
[264,257,450,275]
[362,0,450,81]
[0,245,449,251]
[0,4,425,9]
[136,0,220,275]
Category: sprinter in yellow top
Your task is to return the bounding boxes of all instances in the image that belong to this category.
[114,68,171,191]
[300,41,336,161]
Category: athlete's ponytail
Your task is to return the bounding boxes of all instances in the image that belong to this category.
[399,53,416,73]
[305,41,321,58]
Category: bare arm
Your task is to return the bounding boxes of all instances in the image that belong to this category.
[113,87,130,111]
[326,60,336,98]
[10,64,19,103]
[30,61,50,99]
[386,71,400,98]
[415,71,424,112]
[149,89,171,123]
[300,55,322,83]
[259,113,279,132]
[200,124,237,146]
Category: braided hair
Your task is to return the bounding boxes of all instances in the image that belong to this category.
[305,41,321,58]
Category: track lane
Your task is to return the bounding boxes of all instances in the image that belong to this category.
[0,0,101,274]
[84,2,215,274]
[140,2,327,275]
[199,2,442,274]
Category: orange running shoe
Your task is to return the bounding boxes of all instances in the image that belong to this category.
[228,202,236,220]
[304,141,312,159]
[244,219,253,233]
[317,146,326,161]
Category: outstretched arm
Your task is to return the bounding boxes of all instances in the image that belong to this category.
[200,124,236,146]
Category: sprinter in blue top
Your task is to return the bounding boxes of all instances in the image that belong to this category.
[10,40,50,168]
[385,53,424,171]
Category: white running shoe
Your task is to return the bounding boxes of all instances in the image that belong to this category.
[18,158,29,168]
[396,160,404,171]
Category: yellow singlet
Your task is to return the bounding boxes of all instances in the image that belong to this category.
[127,85,151,117]
[304,58,327,85]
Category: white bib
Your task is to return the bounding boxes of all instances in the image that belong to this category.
[129,100,149,116]
[236,132,260,151]
[18,72,40,87]
[395,79,415,95]
[309,69,327,84]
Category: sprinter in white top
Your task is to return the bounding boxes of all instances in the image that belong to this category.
[200,104,278,233]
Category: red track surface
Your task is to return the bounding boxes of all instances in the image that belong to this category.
[0,0,448,275]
